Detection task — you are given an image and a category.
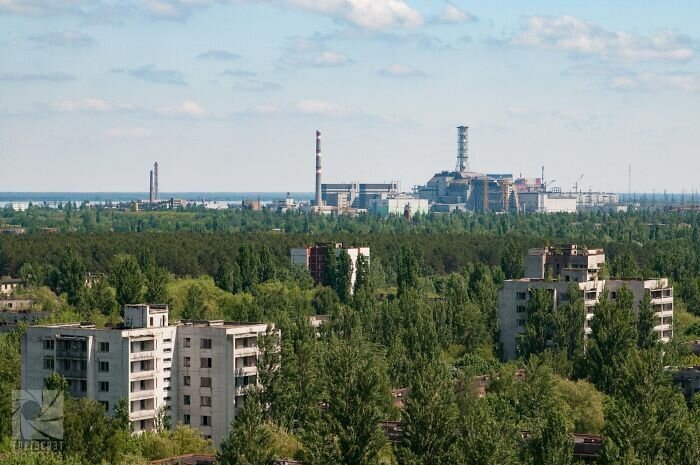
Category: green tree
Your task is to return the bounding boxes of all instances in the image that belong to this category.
[44,372,69,393]
[334,250,352,304]
[218,393,274,465]
[302,336,391,465]
[353,253,370,296]
[144,264,170,304]
[62,398,112,464]
[397,246,420,297]
[587,289,637,394]
[518,288,555,358]
[501,240,524,279]
[396,359,459,465]
[460,395,521,465]
[601,349,700,465]
[109,254,143,307]
[55,249,86,306]
[636,290,657,349]
[182,283,206,320]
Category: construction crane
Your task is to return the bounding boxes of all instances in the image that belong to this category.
[543,179,557,192]
[572,175,584,194]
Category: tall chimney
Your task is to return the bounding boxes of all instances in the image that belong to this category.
[315,130,322,208]
[149,170,154,204]
[457,126,468,172]
[154,162,159,202]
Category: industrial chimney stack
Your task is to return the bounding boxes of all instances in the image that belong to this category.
[315,130,322,208]
[153,162,159,203]
[149,170,154,204]
[457,126,469,172]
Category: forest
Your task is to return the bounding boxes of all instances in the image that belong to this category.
[1,207,700,464]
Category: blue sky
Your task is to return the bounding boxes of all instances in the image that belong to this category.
[1,0,699,193]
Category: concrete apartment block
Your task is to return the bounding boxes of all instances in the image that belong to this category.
[291,243,370,292]
[21,304,276,445]
[499,245,673,361]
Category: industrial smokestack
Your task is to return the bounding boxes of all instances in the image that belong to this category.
[149,170,154,204]
[457,126,468,172]
[154,162,159,202]
[315,130,322,208]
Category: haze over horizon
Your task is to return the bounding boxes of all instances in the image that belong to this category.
[1,1,699,193]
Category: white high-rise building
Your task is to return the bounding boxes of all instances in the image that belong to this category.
[498,246,673,361]
[21,304,276,445]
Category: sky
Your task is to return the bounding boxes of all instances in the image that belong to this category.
[1,0,699,194]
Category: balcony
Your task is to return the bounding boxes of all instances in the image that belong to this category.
[235,384,255,396]
[130,388,155,400]
[55,349,87,360]
[57,368,87,379]
[130,409,156,421]
[235,347,259,357]
[235,366,257,376]
[130,370,155,381]
[130,350,156,360]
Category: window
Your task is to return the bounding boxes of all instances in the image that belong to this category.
[200,357,212,368]
[516,305,526,314]
[80,380,87,392]
[200,396,212,407]
[184,376,190,386]
[201,416,211,426]
[516,292,527,300]
[43,340,54,350]
[164,347,172,353]
[611,291,618,299]
[184,395,190,405]
[99,342,109,352]
[164,358,171,363]
[201,338,212,349]
[43,358,54,370]
[200,377,212,388]
[184,356,191,367]
[516,319,526,328]
[164,338,172,343]
[139,399,147,410]
[99,361,109,372]
[184,338,191,348]
[99,381,109,392]
[183,414,191,425]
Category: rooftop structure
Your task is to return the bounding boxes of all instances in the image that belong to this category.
[0,276,22,296]
[21,304,278,446]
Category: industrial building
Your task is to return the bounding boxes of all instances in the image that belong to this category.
[291,243,370,293]
[417,127,522,213]
[21,304,277,446]
[499,245,673,360]
[369,196,430,218]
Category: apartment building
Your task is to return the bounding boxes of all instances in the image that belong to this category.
[21,304,276,445]
[499,246,673,360]
[291,243,370,292]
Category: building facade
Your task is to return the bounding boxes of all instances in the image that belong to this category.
[499,246,673,360]
[291,243,370,292]
[21,304,276,445]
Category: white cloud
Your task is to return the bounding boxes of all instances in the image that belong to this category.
[378,64,424,77]
[511,15,695,62]
[50,98,135,113]
[278,0,423,30]
[610,71,700,93]
[439,3,475,24]
[233,79,283,92]
[104,127,152,139]
[155,100,208,118]
[0,0,91,16]
[142,0,212,19]
[313,51,351,66]
[28,30,97,47]
[242,105,282,116]
[294,99,354,117]
[279,37,352,68]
